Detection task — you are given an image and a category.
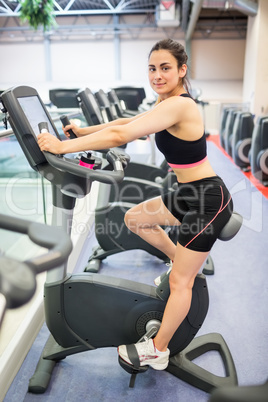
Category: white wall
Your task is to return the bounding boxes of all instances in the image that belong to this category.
[1,43,46,84]
[51,40,116,85]
[191,40,246,80]
[120,40,153,83]
[0,34,246,105]
[0,13,253,135]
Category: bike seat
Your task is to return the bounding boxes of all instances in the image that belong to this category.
[218,212,243,241]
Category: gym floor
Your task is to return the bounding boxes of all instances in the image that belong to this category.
[3,138,268,402]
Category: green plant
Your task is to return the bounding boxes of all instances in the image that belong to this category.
[19,0,56,31]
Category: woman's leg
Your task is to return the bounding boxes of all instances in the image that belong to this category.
[154,243,210,351]
[118,242,210,368]
[124,196,180,261]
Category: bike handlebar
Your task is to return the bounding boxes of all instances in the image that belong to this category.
[0,214,72,311]
[39,121,129,185]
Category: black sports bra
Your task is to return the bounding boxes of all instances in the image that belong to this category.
[154,93,207,168]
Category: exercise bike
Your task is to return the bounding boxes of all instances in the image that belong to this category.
[76,88,215,274]
[1,85,242,394]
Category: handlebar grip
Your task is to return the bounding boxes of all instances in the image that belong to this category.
[26,223,73,274]
[0,214,73,274]
[106,150,124,171]
[0,214,73,310]
[60,115,77,139]
[107,150,130,171]
[38,122,49,133]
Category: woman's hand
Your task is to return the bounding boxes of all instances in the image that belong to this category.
[62,122,81,138]
[37,132,63,154]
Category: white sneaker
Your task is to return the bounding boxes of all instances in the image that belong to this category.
[154,262,172,286]
[118,338,170,370]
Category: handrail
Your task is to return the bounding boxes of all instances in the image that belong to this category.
[0,128,13,138]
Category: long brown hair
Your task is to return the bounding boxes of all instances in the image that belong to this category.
[149,39,191,104]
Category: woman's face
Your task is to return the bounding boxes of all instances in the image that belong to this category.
[148,49,186,99]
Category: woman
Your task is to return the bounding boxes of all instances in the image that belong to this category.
[37,38,233,371]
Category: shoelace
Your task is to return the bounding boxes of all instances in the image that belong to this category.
[137,340,154,356]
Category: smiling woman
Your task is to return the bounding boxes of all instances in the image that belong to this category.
[37,38,234,372]
[148,39,190,101]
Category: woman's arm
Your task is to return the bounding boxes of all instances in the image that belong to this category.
[38,96,195,155]
[64,110,148,138]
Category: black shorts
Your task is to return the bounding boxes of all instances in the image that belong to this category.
[162,176,233,252]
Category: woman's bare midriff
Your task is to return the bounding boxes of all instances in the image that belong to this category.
[172,159,217,183]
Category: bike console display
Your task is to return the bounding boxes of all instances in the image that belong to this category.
[1,86,60,170]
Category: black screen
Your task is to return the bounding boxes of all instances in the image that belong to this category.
[18,95,59,138]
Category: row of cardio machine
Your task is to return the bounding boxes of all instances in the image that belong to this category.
[48,85,148,119]
[219,106,268,186]
[0,85,267,401]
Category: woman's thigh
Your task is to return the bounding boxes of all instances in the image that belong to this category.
[171,243,210,288]
[125,196,181,227]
